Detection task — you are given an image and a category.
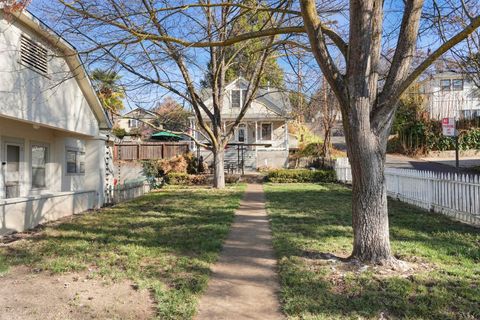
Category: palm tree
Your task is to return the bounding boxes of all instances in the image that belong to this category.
[90,69,125,121]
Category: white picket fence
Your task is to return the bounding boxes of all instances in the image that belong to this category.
[334,157,352,183]
[334,158,480,227]
[105,179,150,205]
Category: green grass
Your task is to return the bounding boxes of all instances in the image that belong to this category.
[0,184,245,319]
[265,183,480,320]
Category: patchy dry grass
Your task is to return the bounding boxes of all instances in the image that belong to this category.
[265,183,479,320]
[0,185,245,320]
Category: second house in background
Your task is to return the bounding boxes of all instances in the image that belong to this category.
[190,78,291,170]
[421,71,480,120]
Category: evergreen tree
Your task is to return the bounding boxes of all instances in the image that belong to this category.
[90,69,125,118]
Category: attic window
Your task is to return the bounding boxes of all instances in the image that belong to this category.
[231,89,247,108]
[20,35,48,75]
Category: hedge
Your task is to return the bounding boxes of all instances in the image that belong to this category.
[266,169,336,183]
[165,173,240,185]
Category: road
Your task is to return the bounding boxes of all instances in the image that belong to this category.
[331,135,479,174]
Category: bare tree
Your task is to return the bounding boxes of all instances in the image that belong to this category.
[310,78,339,160]
[44,0,293,188]
[299,0,480,265]
[36,0,480,263]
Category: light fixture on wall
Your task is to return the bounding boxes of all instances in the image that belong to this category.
[33,124,40,130]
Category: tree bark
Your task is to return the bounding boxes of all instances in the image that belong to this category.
[344,102,393,264]
[349,144,391,264]
[213,147,226,189]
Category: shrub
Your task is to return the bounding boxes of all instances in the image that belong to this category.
[165,172,191,185]
[266,169,336,183]
[225,174,241,184]
[299,142,324,157]
[165,173,240,185]
[112,126,127,139]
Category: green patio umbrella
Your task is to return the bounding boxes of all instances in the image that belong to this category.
[151,131,183,141]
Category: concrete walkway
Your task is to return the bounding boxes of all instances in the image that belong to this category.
[195,184,284,320]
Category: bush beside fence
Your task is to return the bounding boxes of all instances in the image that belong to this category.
[266,169,336,183]
[165,173,241,185]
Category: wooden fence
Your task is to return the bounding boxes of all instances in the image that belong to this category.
[114,142,189,160]
[334,158,480,227]
[105,179,150,205]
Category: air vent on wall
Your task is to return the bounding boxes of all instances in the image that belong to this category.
[20,35,48,75]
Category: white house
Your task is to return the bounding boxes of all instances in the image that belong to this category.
[421,71,480,119]
[0,11,112,236]
[191,78,291,170]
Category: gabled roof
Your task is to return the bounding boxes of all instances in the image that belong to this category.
[202,77,291,117]
[123,107,157,119]
[12,10,112,129]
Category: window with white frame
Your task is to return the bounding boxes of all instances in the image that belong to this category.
[31,144,48,189]
[66,149,86,174]
[452,79,464,91]
[237,125,246,142]
[231,89,241,108]
[462,109,480,119]
[440,79,451,91]
[261,123,272,141]
[231,89,247,108]
[128,119,139,128]
[462,110,472,119]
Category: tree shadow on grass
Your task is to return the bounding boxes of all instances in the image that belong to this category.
[0,187,244,319]
[264,183,480,319]
[280,255,479,319]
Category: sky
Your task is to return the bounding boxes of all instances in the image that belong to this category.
[25,0,478,113]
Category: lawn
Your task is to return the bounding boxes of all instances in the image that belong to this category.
[265,183,480,320]
[0,185,245,320]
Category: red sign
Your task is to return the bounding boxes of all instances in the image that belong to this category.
[442,118,456,137]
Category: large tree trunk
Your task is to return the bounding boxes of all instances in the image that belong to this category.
[344,107,394,264]
[213,147,225,189]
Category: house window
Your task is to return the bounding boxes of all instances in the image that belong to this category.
[128,119,138,128]
[237,126,246,142]
[231,89,247,108]
[5,144,21,198]
[440,79,451,91]
[231,90,241,108]
[462,110,472,119]
[261,123,272,141]
[20,35,48,75]
[31,145,48,188]
[452,79,464,91]
[66,149,86,174]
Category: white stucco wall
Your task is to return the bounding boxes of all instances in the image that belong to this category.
[0,117,105,236]
[0,190,95,236]
[0,117,106,197]
[0,15,99,136]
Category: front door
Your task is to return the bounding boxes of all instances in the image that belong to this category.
[238,126,246,142]
[5,144,21,198]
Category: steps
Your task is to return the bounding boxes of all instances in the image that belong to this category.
[224,148,256,171]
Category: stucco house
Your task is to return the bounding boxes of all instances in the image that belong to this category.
[190,78,291,170]
[0,11,112,236]
[420,71,480,119]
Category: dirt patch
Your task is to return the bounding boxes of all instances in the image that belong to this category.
[302,252,435,278]
[0,266,155,320]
